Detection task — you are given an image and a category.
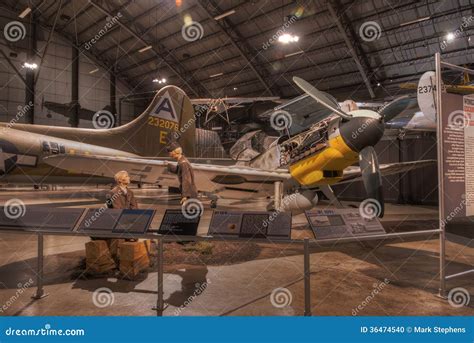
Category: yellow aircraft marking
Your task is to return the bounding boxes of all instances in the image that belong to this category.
[289,134,358,186]
[400,82,474,95]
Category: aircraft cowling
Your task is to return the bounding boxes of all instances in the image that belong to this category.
[280,190,318,214]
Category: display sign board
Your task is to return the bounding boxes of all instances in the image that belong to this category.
[0,207,85,232]
[438,91,474,238]
[158,209,200,236]
[77,208,123,234]
[208,211,292,239]
[113,209,155,235]
[440,93,474,218]
[208,211,242,236]
[305,208,385,240]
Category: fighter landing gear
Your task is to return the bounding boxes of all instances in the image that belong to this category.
[210,199,218,209]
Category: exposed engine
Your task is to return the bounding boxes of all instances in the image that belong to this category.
[279,117,335,167]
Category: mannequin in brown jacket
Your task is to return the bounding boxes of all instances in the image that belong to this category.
[90,170,138,251]
[107,170,138,209]
[166,142,198,204]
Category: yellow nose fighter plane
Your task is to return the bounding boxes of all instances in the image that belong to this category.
[42,77,435,216]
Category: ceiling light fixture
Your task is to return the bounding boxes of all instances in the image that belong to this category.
[210,72,223,78]
[89,68,99,74]
[446,33,455,41]
[278,34,299,44]
[153,78,167,84]
[138,45,153,53]
[18,7,31,18]
[214,9,236,20]
[399,16,430,27]
[284,50,304,58]
[22,62,37,70]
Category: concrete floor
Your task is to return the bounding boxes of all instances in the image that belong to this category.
[0,186,472,316]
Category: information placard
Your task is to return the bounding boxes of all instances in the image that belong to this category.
[77,208,123,234]
[113,209,155,235]
[208,211,292,239]
[158,209,200,236]
[0,207,85,232]
[305,208,385,240]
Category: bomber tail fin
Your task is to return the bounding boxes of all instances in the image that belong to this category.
[117,86,196,157]
[1,86,197,157]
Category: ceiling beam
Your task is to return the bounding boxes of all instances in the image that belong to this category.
[95,0,190,58]
[4,2,143,95]
[327,1,375,98]
[196,0,279,97]
[138,0,418,71]
[57,2,93,31]
[117,3,426,80]
[88,0,210,97]
[35,0,64,85]
[221,44,474,96]
[76,1,132,38]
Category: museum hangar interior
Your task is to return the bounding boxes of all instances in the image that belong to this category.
[0,0,472,316]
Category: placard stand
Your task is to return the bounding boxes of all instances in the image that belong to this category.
[31,233,48,300]
[152,238,166,316]
[303,238,311,316]
[0,213,441,315]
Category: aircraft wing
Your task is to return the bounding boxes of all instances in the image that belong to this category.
[258,93,339,136]
[191,97,281,105]
[400,82,474,95]
[443,84,474,95]
[381,95,437,131]
[337,160,436,184]
[43,155,291,197]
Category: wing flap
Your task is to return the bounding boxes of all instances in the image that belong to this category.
[43,155,291,192]
[338,160,436,184]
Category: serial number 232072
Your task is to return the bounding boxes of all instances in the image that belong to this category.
[148,117,178,130]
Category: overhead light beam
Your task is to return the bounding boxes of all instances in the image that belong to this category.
[19,7,31,18]
[138,45,153,53]
[285,50,304,58]
[399,16,430,27]
[214,9,235,21]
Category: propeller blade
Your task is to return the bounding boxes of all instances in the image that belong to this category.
[378,95,418,123]
[359,146,384,218]
[293,77,353,120]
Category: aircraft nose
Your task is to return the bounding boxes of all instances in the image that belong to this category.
[339,116,385,152]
